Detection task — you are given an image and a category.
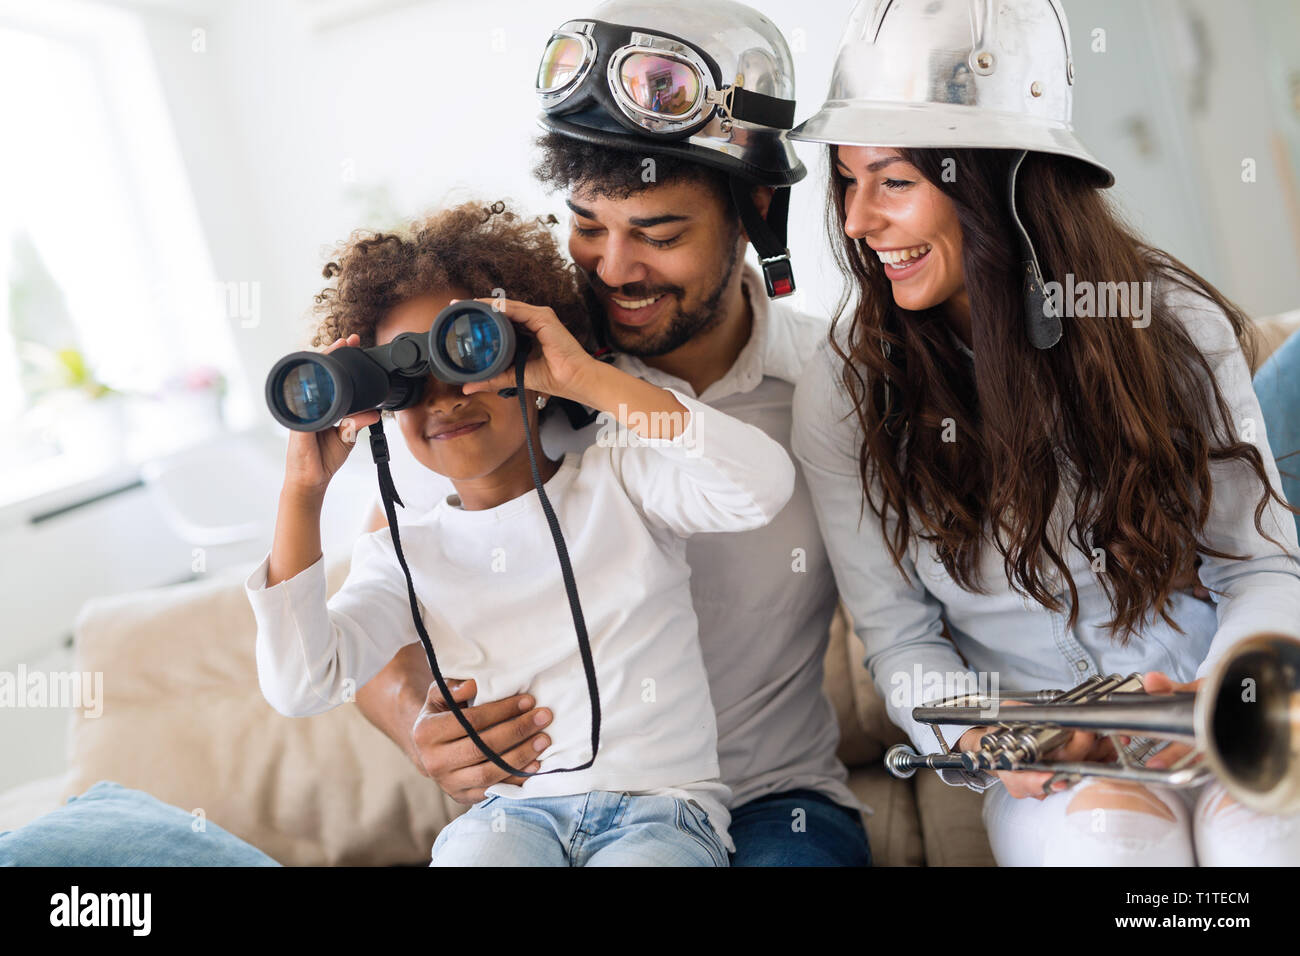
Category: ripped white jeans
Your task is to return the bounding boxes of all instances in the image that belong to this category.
[983,777,1300,866]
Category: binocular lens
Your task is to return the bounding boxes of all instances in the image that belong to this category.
[428,303,516,383]
[443,309,504,374]
[277,359,336,425]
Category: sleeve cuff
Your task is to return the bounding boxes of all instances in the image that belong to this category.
[244,551,328,604]
[937,768,999,792]
[927,721,998,792]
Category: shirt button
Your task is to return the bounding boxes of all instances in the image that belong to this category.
[1076,660,1089,672]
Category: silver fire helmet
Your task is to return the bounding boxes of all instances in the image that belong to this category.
[790,0,1113,188]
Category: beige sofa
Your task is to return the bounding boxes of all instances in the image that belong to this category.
[3,312,1295,866]
[0,561,990,866]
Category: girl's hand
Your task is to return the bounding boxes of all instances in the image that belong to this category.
[1140,671,1205,769]
[458,298,599,404]
[282,334,381,498]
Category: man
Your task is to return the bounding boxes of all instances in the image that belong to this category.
[357,0,870,866]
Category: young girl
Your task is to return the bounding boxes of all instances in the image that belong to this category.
[789,0,1300,865]
[245,201,794,866]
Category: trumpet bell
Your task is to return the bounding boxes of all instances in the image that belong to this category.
[1198,633,1300,815]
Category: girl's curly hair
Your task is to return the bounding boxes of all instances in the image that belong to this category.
[311,200,594,352]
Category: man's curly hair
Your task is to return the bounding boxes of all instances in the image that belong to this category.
[311,200,594,352]
[532,131,736,215]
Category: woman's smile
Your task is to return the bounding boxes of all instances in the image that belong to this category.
[874,242,933,280]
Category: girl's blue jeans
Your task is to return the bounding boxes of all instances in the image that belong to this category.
[429,791,729,867]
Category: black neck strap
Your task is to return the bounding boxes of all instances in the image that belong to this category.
[367,352,601,777]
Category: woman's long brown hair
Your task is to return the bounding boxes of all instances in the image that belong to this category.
[825,146,1296,641]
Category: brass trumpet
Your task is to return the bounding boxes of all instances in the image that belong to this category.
[884,633,1300,814]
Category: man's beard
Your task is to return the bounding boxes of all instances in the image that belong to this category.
[583,233,743,358]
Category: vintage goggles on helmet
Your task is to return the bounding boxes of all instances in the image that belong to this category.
[536,19,796,139]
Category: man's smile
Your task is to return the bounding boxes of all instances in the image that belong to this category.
[602,290,674,328]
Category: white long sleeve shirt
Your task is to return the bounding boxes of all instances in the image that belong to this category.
[792,277,1300,791]
[247,388,795,849]
[378,267,864,815]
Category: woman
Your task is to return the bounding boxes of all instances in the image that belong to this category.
[789,0,1300,865]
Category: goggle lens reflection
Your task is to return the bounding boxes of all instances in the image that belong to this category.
[617,53,700,116]
[538,36,585,90]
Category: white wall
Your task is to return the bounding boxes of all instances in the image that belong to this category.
[139,0,848,398]
[129,0,1300,425]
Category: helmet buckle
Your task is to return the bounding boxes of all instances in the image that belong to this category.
[705,85,737,129]
[760,253,795,298]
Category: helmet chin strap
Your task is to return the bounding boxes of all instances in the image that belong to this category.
[1009,150,1062,350]
[728,177,795,299]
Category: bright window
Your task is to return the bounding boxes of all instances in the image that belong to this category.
[0,1,242,508]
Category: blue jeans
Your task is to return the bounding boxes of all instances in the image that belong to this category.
[1255,329,1300,541]
[728,788,872,867]
[0,781,278,866]
[430,791,728,866]
[0,781,867,867]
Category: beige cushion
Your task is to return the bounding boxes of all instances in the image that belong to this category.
[836,605,910,758]
[822,602,878,768]
[913,770,995,866]
[66,563,464,867]
[848,767,924,867]
[1251,310,1300,371]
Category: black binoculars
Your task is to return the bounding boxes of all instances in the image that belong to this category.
[266,300,521,431]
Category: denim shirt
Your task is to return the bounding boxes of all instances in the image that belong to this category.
[791,279,1300,791]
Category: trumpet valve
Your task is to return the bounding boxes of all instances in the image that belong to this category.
[961,748,996,772]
